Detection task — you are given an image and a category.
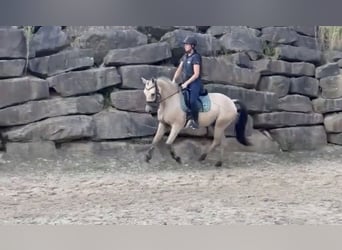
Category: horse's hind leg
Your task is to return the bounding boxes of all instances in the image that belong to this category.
[199,135,222,163]
[215,136,226,167]
[199,122,225,165]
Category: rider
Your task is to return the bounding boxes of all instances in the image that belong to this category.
[172,36,203,129]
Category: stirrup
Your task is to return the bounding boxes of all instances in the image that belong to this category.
[186,119,199,130]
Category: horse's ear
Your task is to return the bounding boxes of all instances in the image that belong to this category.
[141,77,148,85]
[151,77,156,84]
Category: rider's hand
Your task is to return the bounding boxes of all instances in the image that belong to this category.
[181,83,188,89]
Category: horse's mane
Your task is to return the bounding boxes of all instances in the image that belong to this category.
[156,76,178,90]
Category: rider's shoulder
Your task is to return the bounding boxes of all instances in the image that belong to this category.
[191,52,201,64]
[191,52,201,59]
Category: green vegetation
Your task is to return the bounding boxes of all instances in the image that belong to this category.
[22,26,34,74]
[318,26,342,51]
[262,41,277,58]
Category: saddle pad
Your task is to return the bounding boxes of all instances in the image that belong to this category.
[180,92,211,113]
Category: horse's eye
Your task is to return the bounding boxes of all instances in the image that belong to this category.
[151,93,155,97]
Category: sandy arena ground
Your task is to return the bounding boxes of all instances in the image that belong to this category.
[0,145,342,225]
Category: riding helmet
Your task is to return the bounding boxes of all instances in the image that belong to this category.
[183,36,197,46]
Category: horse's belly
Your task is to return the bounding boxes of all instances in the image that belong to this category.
[198,108,219,126]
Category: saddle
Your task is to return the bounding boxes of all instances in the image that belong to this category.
[180,88,211,114]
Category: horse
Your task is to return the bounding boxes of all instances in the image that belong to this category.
[141,76,251,167]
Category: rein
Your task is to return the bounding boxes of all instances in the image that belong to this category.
[158,89,181,103]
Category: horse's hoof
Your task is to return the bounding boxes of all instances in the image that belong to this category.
[175,156,182,164]
[199,154,207,161]
[215,161,222,167]
[145,154,151,163]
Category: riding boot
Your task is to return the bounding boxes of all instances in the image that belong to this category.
[188,119,199,129]
[186,112,199,129]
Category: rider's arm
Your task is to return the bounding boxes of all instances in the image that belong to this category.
[172,61,184,83]
[182,65,200,88]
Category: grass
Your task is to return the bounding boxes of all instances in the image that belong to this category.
[22,26,34,75]
[262,41,277,58]
[318,26,342,51]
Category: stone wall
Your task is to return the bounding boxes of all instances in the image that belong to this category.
[1,25,342,160]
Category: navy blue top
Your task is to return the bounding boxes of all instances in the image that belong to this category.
[180,52,202,81]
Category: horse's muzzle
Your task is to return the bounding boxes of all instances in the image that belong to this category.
[145,104,153,113]
[145,103,158,116]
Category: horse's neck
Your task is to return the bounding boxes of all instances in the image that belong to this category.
[157,80,181,111]
[158,80,178,99]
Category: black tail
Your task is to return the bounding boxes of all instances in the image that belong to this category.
[233,100,251,146]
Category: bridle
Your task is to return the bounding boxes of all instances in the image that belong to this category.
[144,78,181,106]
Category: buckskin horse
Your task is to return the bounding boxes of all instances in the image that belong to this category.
[141,76,251,167]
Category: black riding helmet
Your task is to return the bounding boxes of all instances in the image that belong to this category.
[183,36,197,47]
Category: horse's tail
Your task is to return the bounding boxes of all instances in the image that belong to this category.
[233,100,251,146]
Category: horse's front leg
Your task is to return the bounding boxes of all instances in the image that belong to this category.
[165,124,183,164]
[145,122,167,163]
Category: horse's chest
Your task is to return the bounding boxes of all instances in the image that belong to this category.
[157,108,165,122]
[157,106,180,124]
